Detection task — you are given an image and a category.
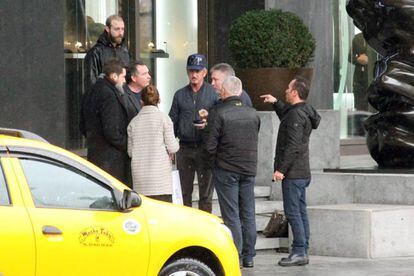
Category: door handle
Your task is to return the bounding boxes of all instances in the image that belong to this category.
[42,225,62,235]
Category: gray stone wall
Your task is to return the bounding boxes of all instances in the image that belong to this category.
[265,0,334,110]
[0,0,66,146]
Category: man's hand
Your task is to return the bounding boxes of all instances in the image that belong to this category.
[169,153,175,161]
[194,121,206,129]
[199,109,209,119]
[357,53,368,65]
[273,170,285,181]
[260,94,277,103]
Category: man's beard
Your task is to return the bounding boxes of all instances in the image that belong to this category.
[110,34,123,45]
[115,83,125,95]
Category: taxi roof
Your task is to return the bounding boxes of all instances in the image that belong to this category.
[0,129,123,189]
[0,128,48,143]
[0,128,73,159]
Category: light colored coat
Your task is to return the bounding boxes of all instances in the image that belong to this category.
[127,105,179,195]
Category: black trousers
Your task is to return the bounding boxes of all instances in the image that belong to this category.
[176,144,213,213]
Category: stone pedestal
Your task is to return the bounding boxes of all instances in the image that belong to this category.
[308,204,414,258]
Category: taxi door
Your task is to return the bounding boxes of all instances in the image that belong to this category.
[0,157,35,276]
[10,156,150,276]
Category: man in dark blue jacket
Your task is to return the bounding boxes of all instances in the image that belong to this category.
[210,63,253,107]
[205,76,260,268]
[169,54,219,213]
[261,76,320,267]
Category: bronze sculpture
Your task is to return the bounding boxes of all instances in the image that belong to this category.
[347,0,414,168]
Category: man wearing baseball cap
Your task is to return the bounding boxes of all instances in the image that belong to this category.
[169,53,219,213]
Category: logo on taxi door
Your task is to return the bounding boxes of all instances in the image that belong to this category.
[79,226,115,247]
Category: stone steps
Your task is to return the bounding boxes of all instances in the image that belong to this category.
[194,200,283,217]
[256,233,288,250]
[191,185,271,201]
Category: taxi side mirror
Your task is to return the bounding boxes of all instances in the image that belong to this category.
[120,189,142,211]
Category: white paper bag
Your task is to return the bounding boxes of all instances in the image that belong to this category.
[172,170,183,205]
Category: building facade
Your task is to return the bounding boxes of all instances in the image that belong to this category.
[1,0,366,149]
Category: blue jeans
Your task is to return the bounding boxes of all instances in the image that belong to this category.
[282,178,310,255]
[213,167,257,260]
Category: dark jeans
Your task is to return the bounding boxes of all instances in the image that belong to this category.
[282,178,311,255]
[176,145,213,213]
[213,166,256,261]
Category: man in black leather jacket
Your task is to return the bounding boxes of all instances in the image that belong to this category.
[84,15,132,91]
[205,76,260,268]
[261,76,320,267]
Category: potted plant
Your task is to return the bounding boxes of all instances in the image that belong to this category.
[229,9,316,110]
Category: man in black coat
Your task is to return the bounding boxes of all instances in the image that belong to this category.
[261,76,320,267]
[81,60,137,187]
[84,14,132,91]
[205,76,260,268]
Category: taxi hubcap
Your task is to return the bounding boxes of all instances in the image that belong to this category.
[169,272,200,276]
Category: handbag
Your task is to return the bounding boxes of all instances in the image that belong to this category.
[262,209,288,238]
[171,170,183,205]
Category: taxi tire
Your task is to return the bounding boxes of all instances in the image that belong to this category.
[158,258,215,276]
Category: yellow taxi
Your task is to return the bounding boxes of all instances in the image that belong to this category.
[0,128,240,276]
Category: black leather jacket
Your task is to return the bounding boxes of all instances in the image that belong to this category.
[205,96,261,175]
[84,32,131,90]
[169,82,219,145]
[273,100,320,179]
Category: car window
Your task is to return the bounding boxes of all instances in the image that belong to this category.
[19,158,118,210]
[0,163,11,205]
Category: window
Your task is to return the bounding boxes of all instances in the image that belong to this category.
[0,164,10,205]
[20,159,117,210]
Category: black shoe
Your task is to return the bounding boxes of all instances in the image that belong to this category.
[242,259,254,268]
[278,254,308,267]
[281,254,309,264]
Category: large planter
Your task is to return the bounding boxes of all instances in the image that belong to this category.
[237,68,313,111]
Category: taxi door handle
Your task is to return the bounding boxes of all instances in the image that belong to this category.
[42,225,62,235]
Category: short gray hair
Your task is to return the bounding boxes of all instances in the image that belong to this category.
[222,76,242,96]
[210,63,235,77]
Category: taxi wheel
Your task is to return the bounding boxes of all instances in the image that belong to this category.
[159,258,215,276]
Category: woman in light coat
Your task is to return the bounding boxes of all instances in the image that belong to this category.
[127,85,179,202]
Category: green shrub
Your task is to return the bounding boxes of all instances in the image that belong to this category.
[228,9,316,69]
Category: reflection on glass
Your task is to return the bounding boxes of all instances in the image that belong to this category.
[348,31,376,112]
[139,0,154,55]
[21,159,117,210]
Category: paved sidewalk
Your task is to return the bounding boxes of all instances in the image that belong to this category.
[242,251,414,276]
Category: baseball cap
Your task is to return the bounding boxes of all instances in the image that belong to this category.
[186,54,207,70]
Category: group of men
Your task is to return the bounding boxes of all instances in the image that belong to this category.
[80,14,320,269]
